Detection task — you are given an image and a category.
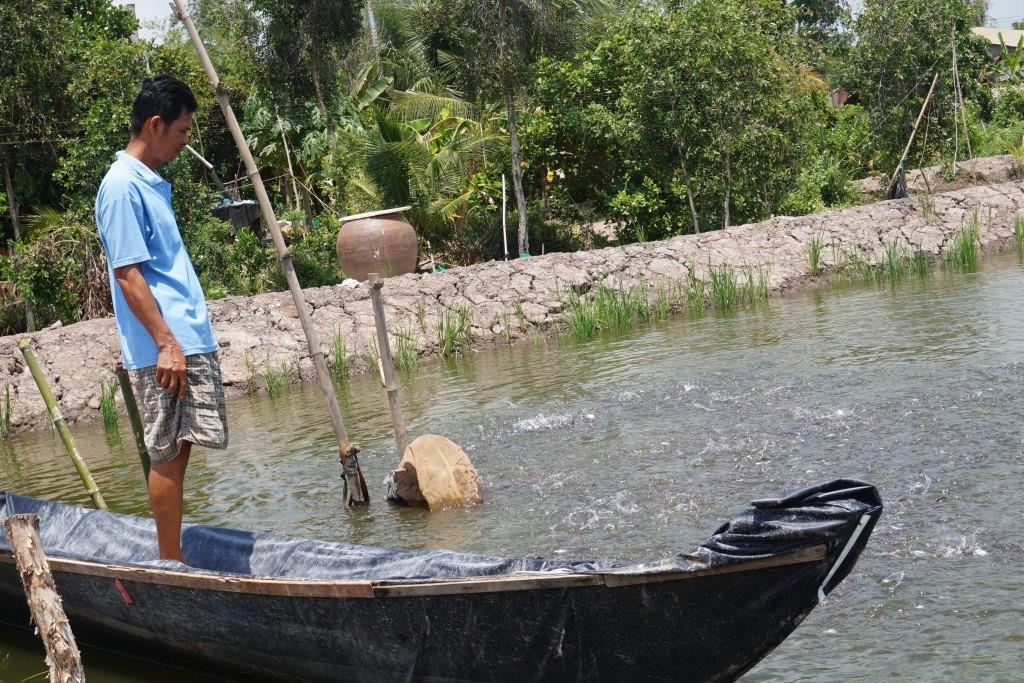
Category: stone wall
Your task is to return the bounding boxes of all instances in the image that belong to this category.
[2,179,1023,434]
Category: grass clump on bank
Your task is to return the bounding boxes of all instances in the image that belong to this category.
[1013,217,1024,250]
[807,233,824,276]
[329,328,348,380]
[708,265,769,311]
[98,379,118,429]
[436,307,473,358]
[565,282,655,340]
[392,329,420,374]
[944,219,980,271]
[244,356,293,398]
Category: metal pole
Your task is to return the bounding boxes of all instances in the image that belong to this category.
[170,0,368,505]
[18,340,107,510]
[368,273,407,461]
[115,364,150,481]
[502,173,508,261]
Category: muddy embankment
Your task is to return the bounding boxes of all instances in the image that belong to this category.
[2,175,1023,435]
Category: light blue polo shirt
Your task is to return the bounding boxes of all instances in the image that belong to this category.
[95,151,217,369]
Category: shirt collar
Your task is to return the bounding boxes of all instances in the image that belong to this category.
[115,150,168,188]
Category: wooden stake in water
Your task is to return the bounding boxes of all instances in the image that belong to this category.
[115,364,151,480]
[3,514,85,683]
[18,339,107,510]
[171,0,369,505]
[368,273,407,460]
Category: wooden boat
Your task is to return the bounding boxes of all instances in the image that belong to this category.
[0,479,882,681]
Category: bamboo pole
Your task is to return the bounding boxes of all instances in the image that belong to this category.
[115,363,151,481]
[18,339,107,510]
[3,514,86,683]
[886,72,940,200]
[170,0,368,505]
[368,273,407,461]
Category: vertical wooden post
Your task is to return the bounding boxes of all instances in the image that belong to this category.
[368,273,407,461]
[18,339,107,510]
[3,514,86,683]
[170,0,368,504]
[115,364,151,481]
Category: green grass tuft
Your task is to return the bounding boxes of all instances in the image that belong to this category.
[330,328,348,380]
[885,242,905,281]
[1013,216,1024,250]
[911,250,931,277]
[944,219,980,271]
[807,233,823,276]
[262,364,292,398]
[436,306,473,358]
[708,265,739,310]
[392,329,420,374]
[244,355,292,398]
[686,268,706,313]
[99,379,118,430]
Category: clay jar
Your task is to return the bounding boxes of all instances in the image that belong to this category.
[336,206,417,281]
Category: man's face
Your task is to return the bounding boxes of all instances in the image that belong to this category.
[145,110,192,165]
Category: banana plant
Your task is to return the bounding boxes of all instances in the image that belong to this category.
[998,32,1023,81]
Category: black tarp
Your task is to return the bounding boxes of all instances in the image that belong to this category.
[0,479,881,585]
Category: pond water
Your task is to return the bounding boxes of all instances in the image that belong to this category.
[2,254,1023,681]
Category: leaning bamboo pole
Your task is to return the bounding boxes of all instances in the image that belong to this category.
[3,514,86,683]
[170,0,368,505]
[115,363,151,480]
[18,339,107,510]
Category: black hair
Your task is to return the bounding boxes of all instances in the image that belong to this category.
[129,74,197,136]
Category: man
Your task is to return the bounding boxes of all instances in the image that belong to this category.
[95,74,227,562]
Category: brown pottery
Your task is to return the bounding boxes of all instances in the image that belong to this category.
[336,206,417,281]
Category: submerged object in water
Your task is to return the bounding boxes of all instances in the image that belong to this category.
[0,479,882,681]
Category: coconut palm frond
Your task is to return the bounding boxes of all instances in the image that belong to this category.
[347,172,384,205]
[21,206,65,239]
[391,90,474,122]
[429,190,473,222]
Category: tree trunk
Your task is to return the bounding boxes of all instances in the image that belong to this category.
[4,514,85,683]
[504,88,529,256]
[680,159,700,234]
[309,58,335,145]
[3,158,34,332]
[723,149,731,230]
[278,116,300,212]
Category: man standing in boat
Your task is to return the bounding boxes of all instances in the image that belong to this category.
[95,74,227,563]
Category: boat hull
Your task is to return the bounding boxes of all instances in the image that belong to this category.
[1,553,827,682]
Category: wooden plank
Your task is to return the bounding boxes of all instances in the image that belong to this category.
[599,545,827,587]
[371,573,604,597]
[0,545,826,599]
[0,552,374,599]
[3,514,85,683]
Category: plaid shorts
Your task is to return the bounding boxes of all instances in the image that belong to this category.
[129,351,228,464]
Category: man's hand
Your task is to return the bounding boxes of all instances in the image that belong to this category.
[156,341,188,398]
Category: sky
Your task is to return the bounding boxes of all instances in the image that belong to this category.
[118,0,1024,39]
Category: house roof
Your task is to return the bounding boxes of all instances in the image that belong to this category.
[972,27,1024,50]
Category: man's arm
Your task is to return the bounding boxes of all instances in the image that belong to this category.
[113,264,187,398]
